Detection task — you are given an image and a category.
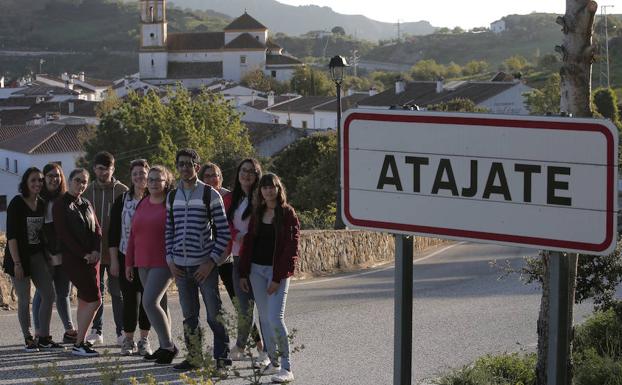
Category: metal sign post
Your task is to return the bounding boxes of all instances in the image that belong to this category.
[547,251,577,385]
[394,235,413,385]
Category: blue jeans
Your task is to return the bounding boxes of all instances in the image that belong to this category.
[249,263,291,371]
[92,264,124,336]
[33,265,74,332]
[175,264,230,360]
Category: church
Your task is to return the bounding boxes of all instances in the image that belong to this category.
[138,0,304,85]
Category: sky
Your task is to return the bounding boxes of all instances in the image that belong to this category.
[276,0,569,29]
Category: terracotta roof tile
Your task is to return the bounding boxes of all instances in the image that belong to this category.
[224,13,267,31]
[267,96,333,114]
[167,62,223,79]
[0,121,89,154]
[167,32,224,51]
[225,33,266,49]
[265,54,303,66]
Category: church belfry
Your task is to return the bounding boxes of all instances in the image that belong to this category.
[140,0,167,48]
[139,0,168,79]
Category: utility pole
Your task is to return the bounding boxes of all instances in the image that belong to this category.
[397,19,402,42]
[599,5,614,88]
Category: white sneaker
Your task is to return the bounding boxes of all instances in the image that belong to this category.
[72,342,99,357]
[271,368,294,383]
[253,351,271,369]
[230,345,246,361]
[120,337,137,356]
[85,329,103,346]
[137,337,152,356]
[116,332,125,347]
[261,363,281,375]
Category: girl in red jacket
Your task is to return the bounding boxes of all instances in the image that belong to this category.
[239,173,299,383]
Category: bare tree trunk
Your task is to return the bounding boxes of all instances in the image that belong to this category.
[558,0,598,117]
[536,3,597,384]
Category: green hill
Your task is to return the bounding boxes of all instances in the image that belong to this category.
[0,0,231,80]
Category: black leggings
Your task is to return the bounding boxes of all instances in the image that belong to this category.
[119,253,151,333]
[219,261,262,344]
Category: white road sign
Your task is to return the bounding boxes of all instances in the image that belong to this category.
[342,109,618,255]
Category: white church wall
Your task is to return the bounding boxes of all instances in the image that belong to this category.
[223,51,265,82]
[168,52,223,62]
[139,52,168,79]
[141,23,167,47]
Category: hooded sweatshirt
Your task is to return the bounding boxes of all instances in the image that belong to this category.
[85,177,128,264]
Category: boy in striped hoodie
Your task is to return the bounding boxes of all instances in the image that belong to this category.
[165,148,232,371]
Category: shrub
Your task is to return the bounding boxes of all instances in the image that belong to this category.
[574,348,622,385]
[434,353,536,385]
[298,206,335,230]
[574,308,622,359]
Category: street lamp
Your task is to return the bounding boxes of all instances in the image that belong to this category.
[329,55,349,230]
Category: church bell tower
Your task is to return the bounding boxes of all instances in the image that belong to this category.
[139,0,168,79]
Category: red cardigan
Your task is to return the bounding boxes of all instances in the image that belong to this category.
[239,205,300,283]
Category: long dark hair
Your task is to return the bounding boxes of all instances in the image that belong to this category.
[227,158,262,220]
[41,163,67,201]
[18,167,43,198]
[128,159,150,197]
[252,173,289,237]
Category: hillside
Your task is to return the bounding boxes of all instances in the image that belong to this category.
[0,0,232,79]
[165,0,436,40]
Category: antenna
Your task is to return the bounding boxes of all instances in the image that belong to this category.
[397,19,401,42]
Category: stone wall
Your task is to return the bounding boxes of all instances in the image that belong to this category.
[0,231,448,309]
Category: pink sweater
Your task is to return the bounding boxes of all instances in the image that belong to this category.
[126,198,167,268]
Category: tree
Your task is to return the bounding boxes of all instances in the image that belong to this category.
[593,87,621,126]
[452,26,464,34]
[427,98,487,112]
[240,69,290,94]
[462,60,489,76]
[410,59,446,81]
[271,131,336,213]
[331,26,346,36]
[84,88,254,183]
[524,73,561,115]
[290,66,334,96]
[535,2,599,384]
[538,53,561,72]
[503,55,529,72]
[445,62,462,78]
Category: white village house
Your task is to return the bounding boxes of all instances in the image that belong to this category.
[138,0,303,86]
[0,119,87,231]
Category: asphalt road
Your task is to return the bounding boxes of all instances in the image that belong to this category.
[0,242,596,384]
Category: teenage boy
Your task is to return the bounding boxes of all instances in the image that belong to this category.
[85,151,128,346]
[166,148,232,371]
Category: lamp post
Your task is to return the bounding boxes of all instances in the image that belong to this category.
[329,55,349,230]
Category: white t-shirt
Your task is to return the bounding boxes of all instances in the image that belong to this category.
[231,196,249,256]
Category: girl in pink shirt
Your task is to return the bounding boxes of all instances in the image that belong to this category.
[125,165,178,365]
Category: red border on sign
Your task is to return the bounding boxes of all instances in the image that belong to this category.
[342,112,615,253]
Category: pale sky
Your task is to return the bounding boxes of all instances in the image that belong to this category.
[276,0,569,29]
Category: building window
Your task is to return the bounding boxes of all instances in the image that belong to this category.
[271,70,277,78]
[151,59,154,66]
[149,6,154,22]
[302,121,308,129]
[4,157,8,171]
[240,56,247,64]
[150,33,155,38]
[13,159,17,174]
[0,195,6,212]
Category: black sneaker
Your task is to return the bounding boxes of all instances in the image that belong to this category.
[24,337,39,352]
[62,330,78,344]
[144,347,165,361]
[72,342,99,357]
[155,346,179,365]
[173,359,198,372]
[38,336,65,350]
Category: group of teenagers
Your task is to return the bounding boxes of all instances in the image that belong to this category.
[2,148,299,383]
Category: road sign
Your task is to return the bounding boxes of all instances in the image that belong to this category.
[342,109,618,255]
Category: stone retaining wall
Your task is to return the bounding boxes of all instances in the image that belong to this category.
[0,231,448,309]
